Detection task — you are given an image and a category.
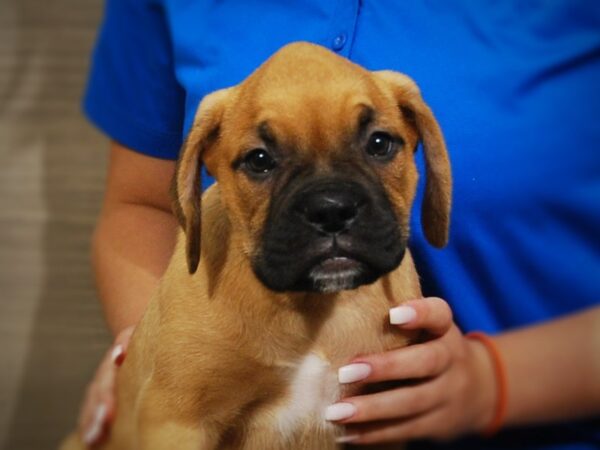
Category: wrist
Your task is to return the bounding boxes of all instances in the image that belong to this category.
[466,336,497,434]
[466,332,509,437]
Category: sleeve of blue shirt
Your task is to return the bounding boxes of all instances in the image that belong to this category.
[83,0,185,159]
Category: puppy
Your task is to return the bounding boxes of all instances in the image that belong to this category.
[61,41,451,450]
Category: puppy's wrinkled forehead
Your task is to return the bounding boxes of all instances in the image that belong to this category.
[232,43,391,155]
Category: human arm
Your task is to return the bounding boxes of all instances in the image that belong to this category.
[91,141,178,333]
[495,306,600,427]
[328,298,600,444]
[79,141,178,444]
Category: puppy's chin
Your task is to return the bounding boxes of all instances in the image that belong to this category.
[307,257,369,293]
[253,247,403,294]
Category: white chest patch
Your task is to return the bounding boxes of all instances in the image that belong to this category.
[273,353,340,436]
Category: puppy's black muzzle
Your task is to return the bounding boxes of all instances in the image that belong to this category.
[253,176,406,293]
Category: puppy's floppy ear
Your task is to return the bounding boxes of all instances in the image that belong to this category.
[374,71,452,248]
[171,88,232,274]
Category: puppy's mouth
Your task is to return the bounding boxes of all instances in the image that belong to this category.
[254,232,404,293]
[308,256,367,294]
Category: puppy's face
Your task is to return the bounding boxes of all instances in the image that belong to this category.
[173,43,451,294]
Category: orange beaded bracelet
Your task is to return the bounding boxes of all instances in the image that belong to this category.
[465,331,508,437]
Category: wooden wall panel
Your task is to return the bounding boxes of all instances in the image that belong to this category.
[0,1,112,448]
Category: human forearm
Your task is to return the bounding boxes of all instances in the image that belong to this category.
[496,305,600,427]
[91,141,178,335]
[92,202,178,335]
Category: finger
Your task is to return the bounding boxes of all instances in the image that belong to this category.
[79,387,115,446]
[82,402,110,446]
[115,325,135,348]
[343,407,454,445]
[78,351,119,445]
[328,375,446,424]
[390,297,453,336]
[78,383,108,446]
[78,383,100,434]
[342,339,452,384]
[111,344,126,367]
[80,390,116,446]
[112,325,135,366]
[94,345,119,392]
[78,356,112,433]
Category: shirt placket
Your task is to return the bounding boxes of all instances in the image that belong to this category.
[327,0,361,59]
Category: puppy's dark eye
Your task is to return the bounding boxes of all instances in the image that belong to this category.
[366,132,398,160]
[244,149,276,174]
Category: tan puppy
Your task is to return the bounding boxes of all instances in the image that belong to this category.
[61,42,451,450]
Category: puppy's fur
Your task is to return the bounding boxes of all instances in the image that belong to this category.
[62,42,451,449]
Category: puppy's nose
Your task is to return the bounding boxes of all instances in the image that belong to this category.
[300,190,362,235]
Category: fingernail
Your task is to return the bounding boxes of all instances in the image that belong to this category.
[111,344,125,366]
[83,404,107,445]
[325,402,357,421]
[338,363,371,384]
[335,434,360,443]
[390,305,417,325]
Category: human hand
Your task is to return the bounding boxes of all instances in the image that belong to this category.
[78,325,135,446]
[327,298,497,444]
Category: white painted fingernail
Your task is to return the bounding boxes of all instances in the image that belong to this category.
[83,403,107,445]
[338,363,371,384]
[336,434,360,443]
[325,402,357,421]
[390,305,417,325]
[111,344,124,364]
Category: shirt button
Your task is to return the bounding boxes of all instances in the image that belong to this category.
[332,33,347,51]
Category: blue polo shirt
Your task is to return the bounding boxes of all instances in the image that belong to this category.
[84,1,600,448]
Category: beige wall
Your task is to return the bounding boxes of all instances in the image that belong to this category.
[0,1,112,448]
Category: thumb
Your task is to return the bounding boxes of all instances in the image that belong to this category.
[389,297,453,336]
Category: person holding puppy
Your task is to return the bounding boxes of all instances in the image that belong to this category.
[79,1,600,449]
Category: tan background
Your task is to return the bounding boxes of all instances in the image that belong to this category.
[0,1,111,449]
